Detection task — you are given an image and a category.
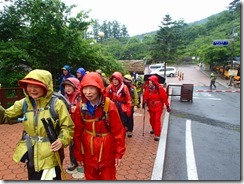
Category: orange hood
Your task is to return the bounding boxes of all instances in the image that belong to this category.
[80,72,105,101]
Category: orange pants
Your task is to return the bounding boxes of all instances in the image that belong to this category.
[84,164,116,180]
[149,110,163,137]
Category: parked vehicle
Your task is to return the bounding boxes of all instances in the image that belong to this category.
[148,63,165,74]
[151,66,177,77]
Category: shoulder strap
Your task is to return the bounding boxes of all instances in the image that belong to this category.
[22,99,27,114]
[103,97,110,131]
[52,92,71,111]
[80,97,111,131]
[22,99,36,113]
[50,92,71,122]
[81,97,110,121]
[21,96,59,122]
[49,96,59,122]
[19,99,28,122]
[103,97,110,120]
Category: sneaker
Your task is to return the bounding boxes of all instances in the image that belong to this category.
[150,130,154,134]
[154,136,160,141]
[66,163,78,174]
[72,166,84,179]
[76,166,84,173]
[127,131,133,138]
[72,172,85,179]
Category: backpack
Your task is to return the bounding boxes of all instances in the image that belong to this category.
[123,78,135,99]
[20,92,71,122]
[126,84,136,99]
[108,84,128,100]
[81,97,110,131]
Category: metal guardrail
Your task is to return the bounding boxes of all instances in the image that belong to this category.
[167,83,194,103]
[166,83,182,97]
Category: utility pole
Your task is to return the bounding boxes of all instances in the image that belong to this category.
[229,25,239,86]
[230,26,239,68]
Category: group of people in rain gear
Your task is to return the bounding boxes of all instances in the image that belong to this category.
[0,64,170,180]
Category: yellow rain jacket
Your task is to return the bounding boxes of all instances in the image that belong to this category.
[0,69,74,172]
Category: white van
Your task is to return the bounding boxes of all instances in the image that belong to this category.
[151,66,177,77]
[148,63,165,74]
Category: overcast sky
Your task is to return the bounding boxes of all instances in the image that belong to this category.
[62,0,232,36]
[0,0,233,36]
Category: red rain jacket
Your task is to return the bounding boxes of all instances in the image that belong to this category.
[143,75,169,112]
[105,72,132,117]
[73,72,125,168]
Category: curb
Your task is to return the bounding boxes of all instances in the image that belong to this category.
[150,67,239,180]
[151,88,172,180]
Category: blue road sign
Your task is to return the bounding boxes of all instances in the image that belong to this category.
[213,40,229,46]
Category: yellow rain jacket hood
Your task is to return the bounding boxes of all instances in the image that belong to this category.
[1,69,74,172]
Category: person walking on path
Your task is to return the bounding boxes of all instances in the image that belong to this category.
[123,74,139,138]
[96,69,110,88]
[58,65,75,95]
[142,75,170,141]
[0,69,74,180]
[76,67,86,83]
[135,75,143,108]
[105,72,132,132]
[210,72,216,89]
[61,78,81,175]
[72,72,126,180]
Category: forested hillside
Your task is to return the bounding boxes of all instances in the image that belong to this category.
[91,0,240,67]
[115,1,241,65]
[0,0,240,87]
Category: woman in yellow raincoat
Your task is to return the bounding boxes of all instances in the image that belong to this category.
[0,69,74,180]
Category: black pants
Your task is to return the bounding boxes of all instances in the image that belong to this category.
[210,81,216,89]
[125,107,134,132]
[69,140,78,166]
[138,92,142,106]
[27,164,61,180]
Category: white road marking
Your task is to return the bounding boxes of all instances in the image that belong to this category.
[201,93,212,97]
[207,98,221,100]
[186,119,199,180]
[193,97,221,100]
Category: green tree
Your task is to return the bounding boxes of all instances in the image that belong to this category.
[151,14,184,64]
[0,0,125,87]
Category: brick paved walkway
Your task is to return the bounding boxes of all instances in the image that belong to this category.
[0,107,159,180]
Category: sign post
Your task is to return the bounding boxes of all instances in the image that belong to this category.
[213,40,229,46]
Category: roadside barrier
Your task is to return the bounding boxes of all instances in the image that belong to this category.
[0,87,24,108]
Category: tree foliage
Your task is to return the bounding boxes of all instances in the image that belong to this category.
[0,0,125,87]
[149,14,186,64]
[0,0,240,87]
[86,19,129,42]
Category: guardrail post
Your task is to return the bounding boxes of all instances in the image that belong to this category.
[0,87,24,108]
[0,88,7,107]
